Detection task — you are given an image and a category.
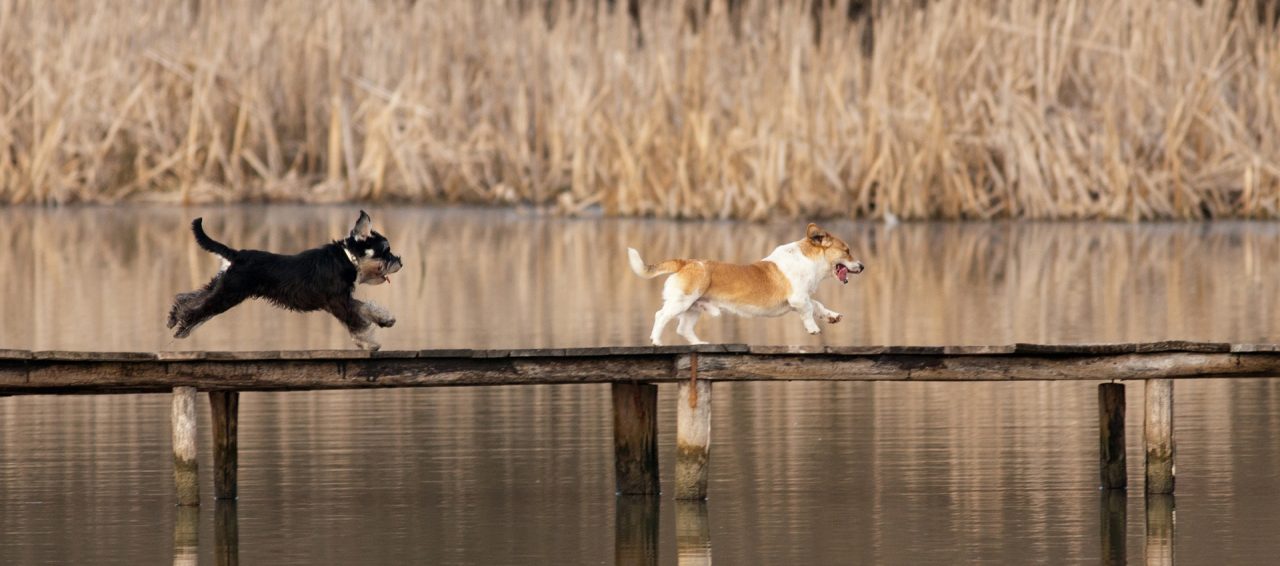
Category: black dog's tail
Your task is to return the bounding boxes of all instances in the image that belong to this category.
[191,218,236,259]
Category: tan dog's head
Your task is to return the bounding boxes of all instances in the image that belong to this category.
[802,223,864,284]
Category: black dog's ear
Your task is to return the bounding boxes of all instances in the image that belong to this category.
[351,210,372,241]
[806,223,829,245]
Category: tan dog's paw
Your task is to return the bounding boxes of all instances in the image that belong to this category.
[808,328,822,336]
[826,313,843,324]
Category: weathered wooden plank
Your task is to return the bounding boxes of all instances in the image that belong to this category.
[609,347,658,355]
[371,350,419,359]
[1231,343,1280,353]
[944,345,1016,355]
[5,357,675,394]
[416,349,474,358]
[0,349,32,360]
[172,386,199,506]
[210,391,239,500]
[1145,379,1175,494]
[1015,343,1138,355]
[1098,383,1126,489]
[0,363,26,387]
[682,352,1280,382]
[676,379,712,500]
[206,351,281,361]
[157,352,208,361]
[825,346,888,355]
[883,346,946,355]
[748,345,827,354]
[1135,341,1230,353]
[612,383,659,495]
[33,351,156,361]
[509,349,567,358]
[278,350,371,360]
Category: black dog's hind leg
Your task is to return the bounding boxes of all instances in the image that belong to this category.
[171,279,250,339]
[327,297,382,350]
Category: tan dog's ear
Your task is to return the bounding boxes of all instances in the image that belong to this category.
[806,223,829,246]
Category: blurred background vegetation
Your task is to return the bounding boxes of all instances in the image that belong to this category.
[4,0,1280,219]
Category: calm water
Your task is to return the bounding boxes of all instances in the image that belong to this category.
[3,206,1280,564]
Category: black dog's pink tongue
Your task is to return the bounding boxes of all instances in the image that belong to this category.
[836,264,849,284]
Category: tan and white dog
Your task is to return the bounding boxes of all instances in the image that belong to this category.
[628,223,865,345]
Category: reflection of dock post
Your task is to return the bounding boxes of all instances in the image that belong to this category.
[1099,490,1127,566]
[173,506,199,566]
[172,386,199,506]
[676,501,712,566]
[1099,383,1127,489]
[613,382,659,494]
[677,377,712,500]
[1144,494,1175,566]
[210,391,239,500]
[614,496,660,566]
[216,501,240,566]
[1144,379,1175,494]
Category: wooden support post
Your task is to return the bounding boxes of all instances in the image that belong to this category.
[614,496,659,566]
[676,501,712,566]
[1144,494,1175,566]
[1099,383,1126,489]
[613,382,659,495]
[172,386,199,506]
[676,379,712,500]
[1099,490,1127,566]
[1144,379,1175,494]
[210,391,239,500]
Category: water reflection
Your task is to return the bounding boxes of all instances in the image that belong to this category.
[4,206,1280,350]
[216,502,240,566]
[1099,490,1127,566]
[615,497,659,566]
[173,507,198,566]
[1146,495,1176,566]
[676,502,712,566]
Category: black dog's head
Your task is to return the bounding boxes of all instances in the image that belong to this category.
[343,211,403,285]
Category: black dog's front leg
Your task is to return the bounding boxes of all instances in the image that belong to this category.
[327,297,382,351]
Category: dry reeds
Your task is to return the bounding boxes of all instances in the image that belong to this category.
[3,0,1280,219]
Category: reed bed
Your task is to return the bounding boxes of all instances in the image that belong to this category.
[3,0,1280,219]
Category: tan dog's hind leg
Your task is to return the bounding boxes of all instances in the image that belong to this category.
[650,264,708,345]
[676,311,706,345]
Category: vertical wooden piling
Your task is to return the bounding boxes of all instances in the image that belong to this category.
[1144,494,1175,566]
[612,382,659,495]
[1099,383,1126,489]
[1144,379,1175,494]
[676,379,712,500]
[210,391,239,500]
[172,386,199,506]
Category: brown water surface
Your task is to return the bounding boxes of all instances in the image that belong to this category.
[2,206,1280,564]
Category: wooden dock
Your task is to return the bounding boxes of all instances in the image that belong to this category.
[4,341,1280,504]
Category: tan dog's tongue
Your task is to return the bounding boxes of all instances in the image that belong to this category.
[836,264,849,284]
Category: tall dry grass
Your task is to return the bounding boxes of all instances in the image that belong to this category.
[3,0,1280,219]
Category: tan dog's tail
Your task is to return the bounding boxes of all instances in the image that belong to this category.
[628,248,685,279]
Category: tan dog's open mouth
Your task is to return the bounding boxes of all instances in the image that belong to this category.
[835,264,850,284]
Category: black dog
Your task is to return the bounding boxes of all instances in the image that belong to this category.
[166,211,403,350]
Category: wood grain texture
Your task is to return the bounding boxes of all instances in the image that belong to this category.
[210,391,239,500]
[1145,379,1176,494]
[612,382,659,495]
[172,386,199,506]
[1098,383,1126,489]
[676,379,712,500]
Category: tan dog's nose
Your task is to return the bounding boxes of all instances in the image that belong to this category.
[851,261,865,274]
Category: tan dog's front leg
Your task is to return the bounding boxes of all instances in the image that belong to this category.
[790,296,822,335]
[812,300,842,324]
